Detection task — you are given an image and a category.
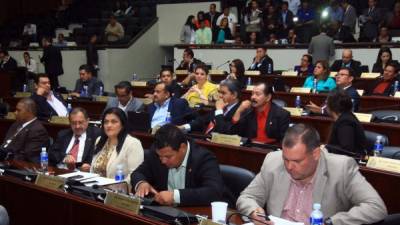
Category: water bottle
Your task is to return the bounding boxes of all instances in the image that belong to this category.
[247,77,252,86]
[310,203,324,225]
[351,99,355,112]
[373,135,384,157]
[165,111,171,123]
[312,78,318,94]
[295,95,301,108]
[267,63,272,74]
[23,84,27,92]
[40,147,48,173]
[115,164,124,182]
[99,86,104,96]
[67,103,72,114]
[132,73,138,81]
[84,85,89,97]
[393,80,399,96]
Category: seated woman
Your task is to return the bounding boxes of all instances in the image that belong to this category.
[372,47,399,74]
[213,18,232,44]
[294,54,314,76]
[91,107,144,182]
[327,90,366,156]
[182,63,218,106]
[303,60,336,93]
[226,59,246,89]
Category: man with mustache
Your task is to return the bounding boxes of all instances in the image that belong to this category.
[232,82,290,144]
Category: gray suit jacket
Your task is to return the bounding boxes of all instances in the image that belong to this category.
[104,97,144,115]
[236,149,387,225]
[308,33,335,64]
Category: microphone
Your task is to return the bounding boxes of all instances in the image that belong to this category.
[216,60,230,69]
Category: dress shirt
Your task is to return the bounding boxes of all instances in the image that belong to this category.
[282,11,288,26]
[118,97,132,112]
[253,104,275,144]
[168,142,190,204]
[65,132,87,163]
[47,92,68,116]
[22,117,37,129]
[151,98,171,128]
[20,59,37,73]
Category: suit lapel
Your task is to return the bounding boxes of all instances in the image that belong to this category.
[312,151,328,205]
[275,169,291,214]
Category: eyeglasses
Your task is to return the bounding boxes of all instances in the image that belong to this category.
[229,64,235,67]
[335,73,350,77]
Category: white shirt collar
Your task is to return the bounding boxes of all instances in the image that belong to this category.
[22,117,37,128]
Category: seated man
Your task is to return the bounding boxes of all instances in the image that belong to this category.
[180,79,241,135]
[330,49,361,77]
[307,67,361,114]
[49,107,101,171]
[159,67,182,98]
[31,73,68,121]
[105,15,125,42]
[104,81,144,114]
[236,123,387,225]
[70,64,103,97]
[369,62,400,96]
[1,98,48,163]
[248,47,274,75]
[177,48,203,86]
[0,49,17,72]
[131,124,224,206]
[232,82,290,144]
[148,82,192,129]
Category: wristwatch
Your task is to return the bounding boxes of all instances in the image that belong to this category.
[324,217,333,225]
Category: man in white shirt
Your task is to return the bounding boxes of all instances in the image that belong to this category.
[216,6,237,35]
[104,81,144,115]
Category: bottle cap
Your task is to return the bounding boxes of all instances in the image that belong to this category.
[313,203,321,210]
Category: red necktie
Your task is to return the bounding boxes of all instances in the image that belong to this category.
[205,108,227,134]
[69,135,80,161]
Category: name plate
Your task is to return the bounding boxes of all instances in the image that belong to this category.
[367,156,400,173]
[246,85,254,91]
[14,92,32,98]
[175,70,189,75]
[199,219,223,225]
[361,72,380,79]
[35,174,65,191]
[283,107,303,116]
[290,87,311,93]
[354,112,373,123]
[95,96,109,102]
[50,116,70,125]
[211,133,241,146]
[104,192,140,215]
[209,69,225,75]
[356,89,364,96]
[394,92,400,98]
[244,70,260,76]
[131,81,147,87]
[330,71,337,77]
[5,112,16,120]
[281,71,298,76]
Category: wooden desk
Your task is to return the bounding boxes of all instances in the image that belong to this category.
[0,71,13,97]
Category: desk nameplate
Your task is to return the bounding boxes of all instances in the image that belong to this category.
[35,174,65,191]
[290,87,311,93]
[211,133,241,146]
[367,156,400,173]
[104,192,140,215]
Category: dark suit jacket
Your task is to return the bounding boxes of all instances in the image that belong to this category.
[277,10,294,30]
[367,75,400,96]
[344,86,360,112]
[3,119,49,163]
[0,57,17,71]
[205,11,222,30]
[148,97,193,126]
[73,77,104,96]
[176,58,202,73]
[189,102,240,134]
[248,55,274,75]
[48,126,101,166]
[328,111,366,156]
[31,92,67,121]
[40,45,63,76]
[131,141,224,206]
[330,59,362,77]
[86,43,98,66]
[169,80,183,98]
[234,103,290,143]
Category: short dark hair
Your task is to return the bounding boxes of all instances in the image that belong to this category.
[79,64,93,74]
[338,67,355,77]
[154,124,187,151]
[184,48,194,58]
[219,79,241,99]
[34,73,49,84]
[155,81,173,95]
[302,54,312,64]
[385,62,399,73]
[114,81,133,93]
[282,124,320,152]
[0,49,9,55]
[282,1,289,7]
[195,63,209,75]
[327,90,353,114]
[256,81,273,96]
[159,67,173,76]
[69,107,89,120]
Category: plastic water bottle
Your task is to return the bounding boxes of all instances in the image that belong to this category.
[165,111,171,123]
[373,135,384,157]
[312,78,318,94]
[267,63,272,74]
[67,103,72,114]
[22,84,27,92]
[132,73,138,81]
[393,80,399,96]
[295,95,301,108]
[115,164,124,181]
[247,77,252,86]
[40,147,48,173]
[351,99,355,112]
[99,86,104,96]
[310,203,324,225]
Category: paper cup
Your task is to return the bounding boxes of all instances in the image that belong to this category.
[211,201,228,223]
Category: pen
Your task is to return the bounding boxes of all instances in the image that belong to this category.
[256,212,271,221]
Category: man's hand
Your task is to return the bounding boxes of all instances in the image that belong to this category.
[154,191,174,206]
[215,99,227,110]
[238,100,252,113]
[305,101,322,114]
[36,87,47,96]
[189,85,201,95]
[135,182,158,198]
[69,92,80,98]
[80,163,91,172]
[250,208,274,225]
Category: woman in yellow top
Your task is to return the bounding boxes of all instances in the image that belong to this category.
[182,63,218,106]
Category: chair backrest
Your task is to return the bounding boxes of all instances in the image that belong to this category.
[381,146,400,160]
[0,205,9,225]
[364,130,389,152]
[371,110,400,123]
[219,164,255,201]
[374,213,400,225]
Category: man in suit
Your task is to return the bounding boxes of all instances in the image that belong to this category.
[104,81,144,114]
[232,82,290,144]
[341,0,357,33]
[49,107,101,171]
[86,34,99,77]
[204,3,221,31]
[0,49,17,72]
[31,73,68,121]
[359,0,382,42]
[40,37,63,89]
[1,98,49,163]
[180,79,240,135]
[159,67,182,98]
[178,48,203,86]
[369,62,400,96]
[248,47,274,75]
[236,124,387,225]
[330,49,361,77]
[148,82,192,129]
[308,25,335,64]
[277,1,294,38]
[131,124,224,206]
[70,64,103,97]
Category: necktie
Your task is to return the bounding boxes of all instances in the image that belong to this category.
[69,135,80,161]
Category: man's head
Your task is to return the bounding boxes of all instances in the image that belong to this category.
[282,1,289,11]
[183,48,194,63]
[0,49,9,60]
[41,37,51,47]
[341,49,353,64]
[300,54,312,67]
[218,79,241,105]
[114,81,133,106]
[368,0,376,8]
[79,64,93,82]
[34,74,51,96]
[69,107,89,136]
[153,82,171,105]
[250,0,258,9]
[58,33,65,42]
[282,124,321,182]
[209,3,216,13]
[255,47,267,59]
[109,15,117,25]
[223,6,230,16]
[15,98,36,122]
[251,82,272,109]
[199,20,206,29]
[159,68,174,85]
[154,124,188,168]
[383,63,399,81]
[335,67,354,88]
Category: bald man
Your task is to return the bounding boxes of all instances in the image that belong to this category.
[330,49,362,77]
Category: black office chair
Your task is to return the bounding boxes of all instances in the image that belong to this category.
[0,205,9,225]
[371,110,400,123]
[381,146,400,160]
[364,131,389,153]
[373,214,400,225]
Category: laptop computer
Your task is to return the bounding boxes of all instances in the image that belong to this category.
[127,111,151,132]
[141,206,198,225]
